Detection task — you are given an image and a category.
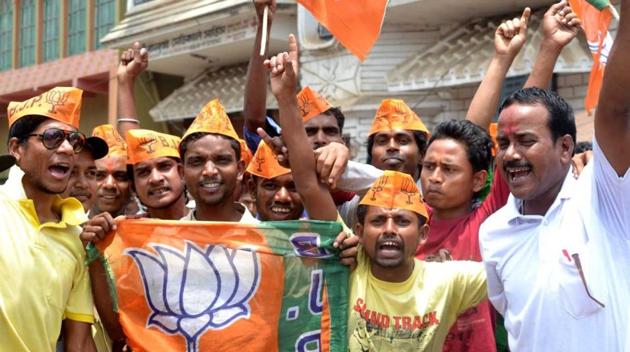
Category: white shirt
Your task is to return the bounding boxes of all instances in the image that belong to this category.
[480,138,630,351]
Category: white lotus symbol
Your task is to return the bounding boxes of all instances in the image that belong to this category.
[126,241,261,352]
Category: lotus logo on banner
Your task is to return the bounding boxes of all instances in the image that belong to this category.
[126,241,261,352]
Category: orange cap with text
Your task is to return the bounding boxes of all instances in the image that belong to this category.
[126,129,181,165]
[182,99,240,142]
[246,140,291,179]
[359,170,428,219]
[297,86,333,122]
[7,87,83,128]
[92,124,128,159]
[368,99,429,136]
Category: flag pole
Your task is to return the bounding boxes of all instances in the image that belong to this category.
[609,4,620,21]
[260,6,269,56]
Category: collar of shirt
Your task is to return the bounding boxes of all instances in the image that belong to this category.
[184,202,259,224]
[0,165,86,229]
[505,167,577,226]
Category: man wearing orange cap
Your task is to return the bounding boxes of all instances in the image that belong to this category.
[366,99,430,180]
[0,87,98,351]
[124,129,187,220]
[348,171,486,351]
[179,99,257,223]
[91,124,135,217]
[246,140,303,221]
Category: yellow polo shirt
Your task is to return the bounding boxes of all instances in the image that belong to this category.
[0,166,94,352]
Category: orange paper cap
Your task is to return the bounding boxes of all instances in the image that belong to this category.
[7,87,83,128]
[359,170,428,219]
[297,86,333,122]
[368,99,430,136]
[239,139,253,169]
[92,124,128,159]
[126,129,181,165]
[182,99,240,142]
[489,122,498,157]
[246,140,291,179]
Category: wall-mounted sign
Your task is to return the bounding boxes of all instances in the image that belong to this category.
[146,18,256,59]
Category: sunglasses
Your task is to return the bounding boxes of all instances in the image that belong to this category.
[26,128,87,153]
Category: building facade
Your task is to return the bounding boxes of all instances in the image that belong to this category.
[101,0,598,161]
[1,0,600,168]
[299,0,597,160]
[101,0,297,136]
[0,0,138,166]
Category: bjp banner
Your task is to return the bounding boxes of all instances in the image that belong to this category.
[568,0,614,113]
[99,220,349,352]
[297,0,389,61]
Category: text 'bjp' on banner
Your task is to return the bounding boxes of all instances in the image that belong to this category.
[98,219,349,352]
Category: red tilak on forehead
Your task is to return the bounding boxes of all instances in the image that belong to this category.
[501,120,519,136]
[103,157,117,172]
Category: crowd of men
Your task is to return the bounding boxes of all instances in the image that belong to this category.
[0,0,629,351]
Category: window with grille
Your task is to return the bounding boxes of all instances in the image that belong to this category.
[94,0,115,49]
[0,0,12,70]
[67,0,86,55]
[43,0,60,62]
[19,0,36,67]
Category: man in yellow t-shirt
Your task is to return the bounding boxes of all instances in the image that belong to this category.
[349,170,487,351]
[0,87,99,351]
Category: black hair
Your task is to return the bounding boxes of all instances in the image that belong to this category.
[366,130,428,164]
[499,87,576,149]
[356,204,427,227]
[323,107,345,133]
[574,141,592,154]
[178,132,241,162]
[428,119,494,173]
[7,115,49,144]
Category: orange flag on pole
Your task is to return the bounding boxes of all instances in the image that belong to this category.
[568,0,614,113]
[297,0,389,61]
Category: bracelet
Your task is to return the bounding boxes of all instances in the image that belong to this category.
[85,242,103,265]
[117,118,140,124]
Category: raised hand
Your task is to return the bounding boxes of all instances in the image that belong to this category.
[495,7,531,58]
[287,33,299,78]
[117,42,148,86]
[542,1,581,49]
[264,48,298,99]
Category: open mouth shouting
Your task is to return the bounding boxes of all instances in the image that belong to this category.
[49,162,71,180]
[376,237,404,259]
[504,163,533,186]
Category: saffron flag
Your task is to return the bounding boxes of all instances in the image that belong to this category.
[297,0,389,61]
[99,220,349,352]
[569,0,614,113]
